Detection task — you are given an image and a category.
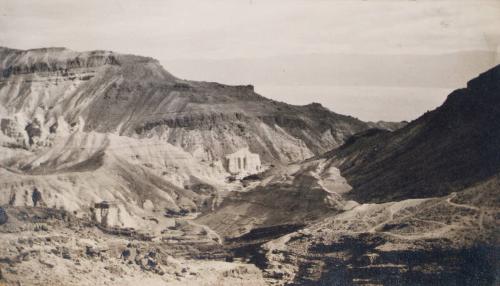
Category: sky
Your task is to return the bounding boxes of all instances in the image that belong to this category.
[1,0,499,121]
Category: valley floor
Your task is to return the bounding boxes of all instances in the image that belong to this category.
[1,175,498,286]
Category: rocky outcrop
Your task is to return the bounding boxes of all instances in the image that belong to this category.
[0,47,126,77]
[24,119,42,146]
[0,118,27,148]
[0,206,267,286]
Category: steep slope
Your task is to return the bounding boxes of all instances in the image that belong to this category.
[0,131,231,229]
[197,159,357,238]
[0,47,370,164]
[325,64,500,203]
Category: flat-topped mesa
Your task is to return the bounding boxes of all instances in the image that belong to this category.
[0,48,118,77]
[233,84,254,93]
[224,148,262,177]
[201,82,259,100]
[0,47,169,79]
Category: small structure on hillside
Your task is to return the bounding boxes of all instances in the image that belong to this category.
[91,200,116,227]
[223,148,261,176]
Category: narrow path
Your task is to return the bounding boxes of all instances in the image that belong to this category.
[445,193,479,211]
[380,224,462,240]
[445,193,485,230]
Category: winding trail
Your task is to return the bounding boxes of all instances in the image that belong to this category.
[366,193,487,239]
[445,193,480,211]
[446,192,484,230]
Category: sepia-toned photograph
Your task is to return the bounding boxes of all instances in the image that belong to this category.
[0,1,499,285]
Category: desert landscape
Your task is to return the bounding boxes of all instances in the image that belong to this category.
[0,1,499,285]
[0,46,498,285]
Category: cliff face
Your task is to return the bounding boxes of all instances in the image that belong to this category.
[0,47,371,165]
[0,47,121,75]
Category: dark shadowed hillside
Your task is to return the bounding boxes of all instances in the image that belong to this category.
[325,65,500,203]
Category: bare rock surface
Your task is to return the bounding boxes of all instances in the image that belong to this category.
[0,46,372,165]
[0,206,266,286]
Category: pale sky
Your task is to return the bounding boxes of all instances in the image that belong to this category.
[1,0,499,121]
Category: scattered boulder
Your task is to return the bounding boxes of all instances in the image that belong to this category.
[121,249,131,259]
[25,119,42,146]
[85,245,101,257]
[49,121,58,133]
[61,247,71,260]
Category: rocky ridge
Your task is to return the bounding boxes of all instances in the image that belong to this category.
[323,65,500,203]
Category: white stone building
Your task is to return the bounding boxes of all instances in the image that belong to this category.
[224,148,261,176]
